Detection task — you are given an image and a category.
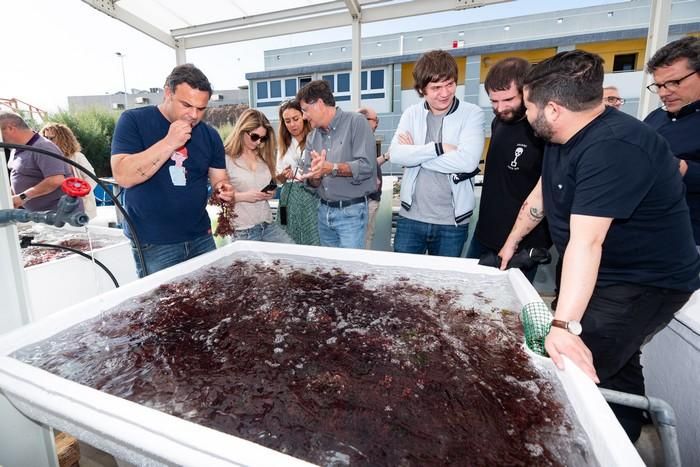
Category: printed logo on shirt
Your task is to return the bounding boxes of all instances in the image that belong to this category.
[508,144,527,171]
[169,146,188,186]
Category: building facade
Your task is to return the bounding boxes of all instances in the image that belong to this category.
[245,0,700,170]
[67,88,249,113]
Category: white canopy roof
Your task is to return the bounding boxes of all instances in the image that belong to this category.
[81,0,513,107]
[81,0,511,50]
[80,0,671,115]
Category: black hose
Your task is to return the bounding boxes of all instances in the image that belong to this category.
[0,142,148,275]
[27,242,120,288]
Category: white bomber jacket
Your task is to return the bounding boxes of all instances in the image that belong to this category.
[389,98,485,224]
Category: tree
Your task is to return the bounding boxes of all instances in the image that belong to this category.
[49,109,118,177]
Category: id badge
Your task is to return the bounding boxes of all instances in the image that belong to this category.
[169,147,188,186]
[169,165,187,186]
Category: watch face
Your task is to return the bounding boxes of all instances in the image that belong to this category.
[568,320,583,336]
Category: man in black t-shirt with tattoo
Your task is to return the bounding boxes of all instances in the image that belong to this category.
[467,57,551,282]
[498,50,700,442]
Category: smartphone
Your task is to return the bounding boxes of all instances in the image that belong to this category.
[261,180,278,193]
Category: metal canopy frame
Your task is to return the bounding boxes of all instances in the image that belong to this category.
[81,0,673,113]
[81,0,511,107]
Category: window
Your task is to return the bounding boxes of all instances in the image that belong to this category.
[370,70,384,89]
[361,71,368,91]
[285,79,296,97]
[613,53,636,72]
[256,82,268,99]
[322,74,335,92]
[299,76,312,88]
[270,80,282,98]
[337,73,350,93]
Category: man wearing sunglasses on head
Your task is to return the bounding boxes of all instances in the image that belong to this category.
[297,80,377,249]
[644,36,700,251]
[111,64,234,277]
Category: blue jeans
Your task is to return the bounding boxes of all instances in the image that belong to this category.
[393,216,468,257]
[318,201,368,249]
[233,222,294,243]
[467,236,538,282]
[130,234,216,278]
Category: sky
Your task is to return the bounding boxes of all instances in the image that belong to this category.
[1,0,620,113]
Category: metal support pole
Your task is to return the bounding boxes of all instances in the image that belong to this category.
[115,52,128,109]
[638,0,672,119]
[0,125,58,467]
[175,39,187,65]
[351,17,362,109]
[600,388,681,467]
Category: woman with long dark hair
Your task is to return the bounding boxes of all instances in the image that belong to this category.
[276,99,320,245]
[224,109,293,243]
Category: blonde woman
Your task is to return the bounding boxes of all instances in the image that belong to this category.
[224,109,293,243]
[40,123,98,219]
[275,99,320,245]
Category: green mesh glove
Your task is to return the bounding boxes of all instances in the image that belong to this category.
[520,302,553,357]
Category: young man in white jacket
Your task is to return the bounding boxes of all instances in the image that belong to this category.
[390,49,485,256]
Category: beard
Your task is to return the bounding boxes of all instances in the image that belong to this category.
[530,111,554,142]
[494,105,526,123]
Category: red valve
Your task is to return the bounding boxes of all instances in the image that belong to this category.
[62,177,91,197]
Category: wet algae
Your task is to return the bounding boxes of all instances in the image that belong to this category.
[15,256,597,466]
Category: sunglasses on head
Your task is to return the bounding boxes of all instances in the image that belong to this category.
[248,132,268,143]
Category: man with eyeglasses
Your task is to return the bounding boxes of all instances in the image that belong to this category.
[602,86,625,110]
[644,36,700,249]
[297,80,377,249]
[111,64,234,277]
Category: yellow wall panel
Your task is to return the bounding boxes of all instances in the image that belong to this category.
[401,57,466,90]
[575,38,647,73]
[480,48,557,82]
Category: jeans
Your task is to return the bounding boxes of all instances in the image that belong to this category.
[233,222,294,243]
[583,283,692,442]
[318,201,368,249]
[466,236,538,282]
[130,234,216,278]
[393,216,468,257]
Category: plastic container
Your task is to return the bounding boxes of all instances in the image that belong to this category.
[0,242,642,466]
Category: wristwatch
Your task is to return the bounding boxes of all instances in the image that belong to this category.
[551,319,582,336]
[331,163,339,177]
[18,192,28,202]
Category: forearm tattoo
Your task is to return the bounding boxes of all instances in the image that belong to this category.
[528,206,545,221]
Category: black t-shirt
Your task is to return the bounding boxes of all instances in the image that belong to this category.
[475,116,551,250]
[542,107,700,291]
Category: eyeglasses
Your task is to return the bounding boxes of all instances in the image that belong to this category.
[248,132,268,143]
[604,97,625,105]
[367,117,379,124]
[646,71,698,93]
[300,100,316,114]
